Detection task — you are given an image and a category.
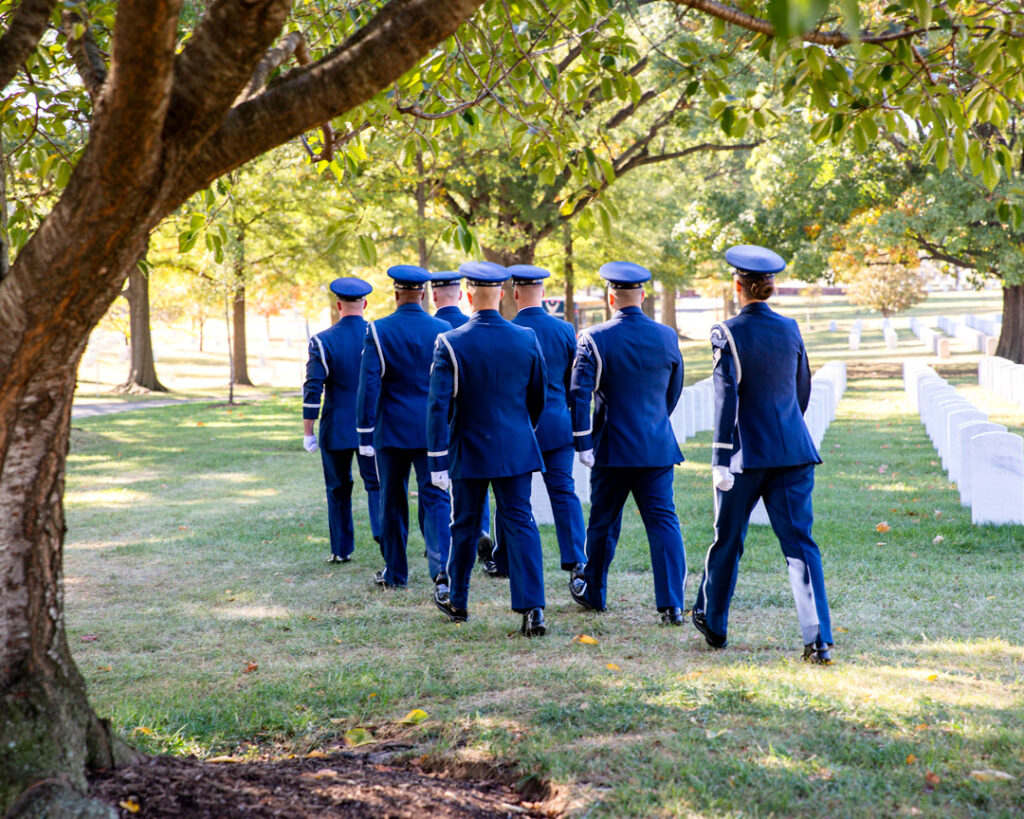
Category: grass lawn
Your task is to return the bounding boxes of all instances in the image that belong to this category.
[65,294,1023,818]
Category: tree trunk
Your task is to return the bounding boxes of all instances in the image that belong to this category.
[1,135,9,280]
[482,244,535,319]
[996,283,1024,364]
[232,273,253,386]
[415,152,429,268]
[118,263,167,393]
[661,285,677,332]
[562,223,575,329]
[641,287,656,318]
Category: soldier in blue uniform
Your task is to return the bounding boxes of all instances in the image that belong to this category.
[303,277,382,563]
[691,245,833,663]
[430,269,496,565]
[568,261,688,625]
[357,265,453,597]
[488,265,586,581]
[426,261,550,636]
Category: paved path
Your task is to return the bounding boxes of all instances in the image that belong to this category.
[71,398,204,419]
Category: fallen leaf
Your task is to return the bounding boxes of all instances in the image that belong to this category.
[196,421,205,426]
[178,525,189,531]
[932,535,944,545]
[133,727,153,736]
[925,771,941,786]
[243,661,258,673]
[876,522,891,533]
[969,769,1015,782]
[606,663,622,671]
[399,708,429,725]
[926,674,938,681]
[207,755,237,763]
[916,723,929,730]
[573,634,599,645]
[681,671,702,679]
[344,727,376,747]
[835,626,848,633]
[119,798,141,813]
[96,666,112,672]
[304,749,329,758]
[906,754,917,765]
[80,635,98,642]
[986,595,995,600]
[878,464,888,473]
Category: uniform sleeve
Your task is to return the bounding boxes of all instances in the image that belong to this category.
[796,339,811,414]
[711,324,738,468]
[527,335,548,428]
[356,323,381,447]
[561,325,575,408]
[302,336,327,421]
[666,335,684,414]
[426,335,454,473]
[569,332,597,452]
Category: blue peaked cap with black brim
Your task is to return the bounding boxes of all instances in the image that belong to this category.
[725,244,786,277]
[431,270,463,285]
[599,260,651,289]
[457,260,508,286]
[508,264,551,284]
[329,277,373,300]
[388,264,432,289]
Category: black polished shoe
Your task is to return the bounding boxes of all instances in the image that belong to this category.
[327,554,344,564]
[476,533,494,564]
[482,560,508,579]
[433,587,468,622]
[569,576,604,612]
[660,607,685,626]
[568,562,586,582]
[803,641,833,665]
[373,568,387,586]
[433,572,451,602]
[520,607,547,637]
[691,610,727,648]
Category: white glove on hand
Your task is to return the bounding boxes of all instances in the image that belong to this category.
[431,470,450,491]
[358,445,375,458]
[712,465,734,492]
[579,449,595,469]
[303,435,319,453]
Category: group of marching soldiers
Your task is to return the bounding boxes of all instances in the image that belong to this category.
[303,246,835,662]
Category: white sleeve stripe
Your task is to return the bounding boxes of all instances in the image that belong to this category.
[312,335,329,378]
[580,331,602,391]
[303,403,320,408]
[356,427,375,433]
[712,442,733,449]
[573,429,592,437]
[439,334,458,397]
[713,322,741,385]
[428,450,448,457]
[369,322,385,377]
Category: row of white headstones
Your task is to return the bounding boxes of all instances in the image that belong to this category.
[903,360,1024,526]
[528,362,848,527]
[979,356,1024,410]
[841,314,1001,357]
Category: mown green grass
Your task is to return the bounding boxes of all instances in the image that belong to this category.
[65,297,1023,818]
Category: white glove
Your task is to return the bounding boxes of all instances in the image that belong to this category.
[431,470,450,491]
[358,445,375,457]
[303,435,319,453]
[579,449,595,468]
[712,465,734,492]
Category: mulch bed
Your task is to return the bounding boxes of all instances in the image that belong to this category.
[88,747,551,818]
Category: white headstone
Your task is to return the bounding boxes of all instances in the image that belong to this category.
[848,330,860,351]
[946,409,987,483]
[929,398,970,450]
[958,422,1008,506]
[683,389,697,438]
[530,472,554,525]
[828,320,837,332]
[669,393,687,445]
[1011,365,1024,407]
[969,432,1024,525]
[572,454,591,505]
[749,497,770,525]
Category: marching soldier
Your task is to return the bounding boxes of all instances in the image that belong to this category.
[426,261,550,636]
[302,276,381,563]
[357,265,453,597]
[430,269,496,564]
[489,265,586,580]
[691,245,834,663]
[568,261,688,625]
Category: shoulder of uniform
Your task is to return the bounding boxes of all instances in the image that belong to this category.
[710,322,731,349]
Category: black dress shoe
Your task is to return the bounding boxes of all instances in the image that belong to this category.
[569,576,604,612]
[327,555,343,564]
[373,568,387,586]
[567,562,586,582]
[803,641,833,664]
[691,610,727,648]
[482,560,508,579]
[433,573,451,602]
[660,606,685,626]
[476,533,494,564]
[520,607,546,637]
[433,587,468,622]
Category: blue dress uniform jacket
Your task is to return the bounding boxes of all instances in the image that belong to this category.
[711,302,820,470]
[513,306,575,451]
[434,305,469,328]
[427,309,548,612]
[570,306,684,467]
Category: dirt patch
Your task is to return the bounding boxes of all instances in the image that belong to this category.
[88,747,554,818]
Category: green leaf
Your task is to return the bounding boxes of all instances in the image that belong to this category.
[934,139,950,173]
[343,728,376,747]
[399,709,429,725]
[356,234,376,265]
[720,106,735,135]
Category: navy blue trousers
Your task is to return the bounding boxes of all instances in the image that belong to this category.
[693,463,833,646]
[448,474,545,612]
[580,465,686,611]
[320,448,381,559]
[492,444,586,572]
[376,447,451,585]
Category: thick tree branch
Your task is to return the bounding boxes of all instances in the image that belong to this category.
[236,30,305,103]
[616,140,760,174]
[171,0,486,208]
[666,0,929,46]
[61,9,108,102]
[0,0,57,91]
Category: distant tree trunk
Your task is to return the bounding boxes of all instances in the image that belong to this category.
[562,222,575,328]
[661,285,677,333]
[415,152,429,269]
[722,284,737,319]
[483,244,534,318]
[996,284,1024,364]
[232,270,253,386]
[118,263,167,393]
[641,287,656,318]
